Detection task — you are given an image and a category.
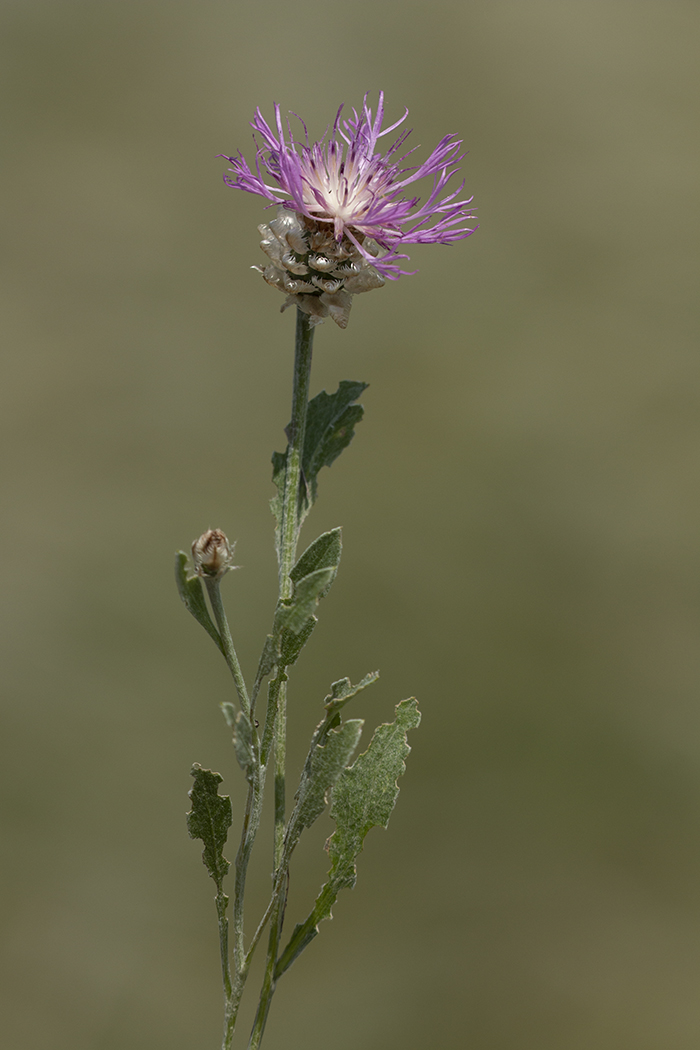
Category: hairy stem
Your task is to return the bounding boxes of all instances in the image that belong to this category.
[278,308,315,594]
[248,309,314,1049]
[206,578,251,717]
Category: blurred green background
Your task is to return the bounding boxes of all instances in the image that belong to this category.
[2,2,699,1047]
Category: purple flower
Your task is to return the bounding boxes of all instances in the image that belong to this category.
[220,93,477,326]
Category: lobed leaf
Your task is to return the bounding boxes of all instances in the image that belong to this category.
[275,698,420,977]
[285,719,364,857]
[301,381,368,512]
[327,697,421,889]
[186,764,232,888]
[323,671,380,717]
[270,384,368,535]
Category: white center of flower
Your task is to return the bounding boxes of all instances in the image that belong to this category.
[300,150,384,233]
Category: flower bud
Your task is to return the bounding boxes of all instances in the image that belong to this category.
[191,529,237,580]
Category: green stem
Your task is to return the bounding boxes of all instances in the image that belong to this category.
[221,663,280,1049]
[248,309,314,1050]
[216,883,234,1050]
[273,681,287,871]
[247,882,287,1050]
[278,308,315,595]
[205,578,251,717]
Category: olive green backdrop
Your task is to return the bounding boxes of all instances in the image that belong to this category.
[2,2,699,1048]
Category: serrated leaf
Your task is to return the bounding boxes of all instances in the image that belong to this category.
[301,381,368,511]
[285,719,364,857]
[186,764,232,888]
[275,698,420,978]
[328,697,421,888]
[278,567,336,633]
[323,671,380,716]
[175,552,223,653]
[290,528,342,586]
[270,383,367,533]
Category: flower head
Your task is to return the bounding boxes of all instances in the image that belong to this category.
[191,529,237,580]
[221,93,477,326]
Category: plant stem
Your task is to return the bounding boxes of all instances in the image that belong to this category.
[222,665,278,1049]
[205,577,251,717]
[248,308,314,1049]
[278,308,315,595]
[247,884,287,1050]
[273,307,314,872]
[217,882,235,1050]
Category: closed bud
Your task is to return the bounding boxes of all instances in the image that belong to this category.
[191,529,237,580]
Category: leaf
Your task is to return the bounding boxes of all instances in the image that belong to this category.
[279,616,317,668]
[232,710,255,780]
[258,635,277,678]
[328,697,421,889]
[175,552,223,654]
[186,764,232,888]
[270,383,367,531]
[301,381,368,511]
[323,671,380,717]
[285,719,364,857]
[291,527,342,584]
[275,698,420,977]
[278,567,336,634]
[276,528,343,637]
[220,704,255,779]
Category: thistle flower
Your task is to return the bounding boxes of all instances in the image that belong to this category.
[221,92,477,327]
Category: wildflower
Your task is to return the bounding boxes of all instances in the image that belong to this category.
[220,93,477,327]
[191,529,237,580]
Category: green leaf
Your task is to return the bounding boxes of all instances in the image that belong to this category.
[323,671,380,717]
[301,381,368,511]
[258,634,277,678]
[175,552,223,654]
[220,704,255,779]
[278,567,336,634]
[285,719,364,857]
[220,702,236,727]
[277,528,343,637]
[275,698,420,978]
[232,709,255,780]
[279,617,317,668]
[186,764,232,888]
[270,383,368,532]
[328,697,421,889]
[290,528,342,586]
